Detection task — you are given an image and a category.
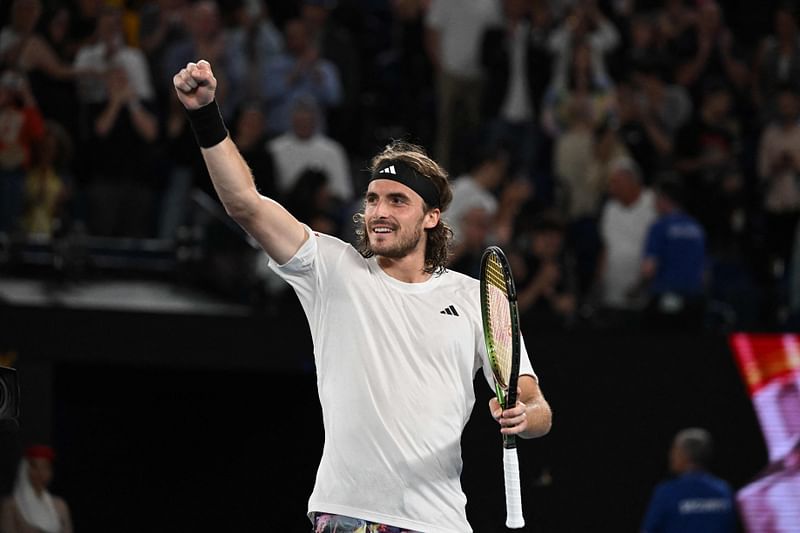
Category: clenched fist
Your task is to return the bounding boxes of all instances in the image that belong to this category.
[173,60,217,110]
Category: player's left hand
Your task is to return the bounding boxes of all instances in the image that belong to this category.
[489,388,528,435]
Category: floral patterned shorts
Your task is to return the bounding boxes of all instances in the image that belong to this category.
[312,512,422,533]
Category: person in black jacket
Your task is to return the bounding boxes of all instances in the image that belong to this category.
[480,0,552,183]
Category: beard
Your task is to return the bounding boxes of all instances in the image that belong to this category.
[365,218,424,259]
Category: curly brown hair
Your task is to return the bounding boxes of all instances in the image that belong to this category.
[354,141,454,275]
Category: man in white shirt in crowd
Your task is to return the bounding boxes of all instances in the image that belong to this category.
[268,95,352,203]
[597,156,656,319]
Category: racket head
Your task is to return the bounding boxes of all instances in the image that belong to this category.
[479,246,522,414]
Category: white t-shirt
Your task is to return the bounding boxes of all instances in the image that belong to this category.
[268,227,536,533]
[425,0,501,79]
[73,42,154,103]
[600,189,657,308]
[268,133,353,201]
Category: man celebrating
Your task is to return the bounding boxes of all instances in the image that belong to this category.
[173,60,551,533]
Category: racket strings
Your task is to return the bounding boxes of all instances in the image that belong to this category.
[485,256,513,387]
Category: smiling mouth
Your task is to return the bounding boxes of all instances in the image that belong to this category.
[370,223,396,234]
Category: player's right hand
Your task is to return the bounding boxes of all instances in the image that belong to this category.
[173,60,216,110]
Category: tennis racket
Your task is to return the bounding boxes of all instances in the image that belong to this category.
[480,246,524,529]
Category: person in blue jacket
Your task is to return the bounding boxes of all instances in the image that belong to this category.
[641,427,737,533]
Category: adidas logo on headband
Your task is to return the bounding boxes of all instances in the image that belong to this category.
[371,160,440,208]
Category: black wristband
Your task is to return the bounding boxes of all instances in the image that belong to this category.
[186,100,228,148]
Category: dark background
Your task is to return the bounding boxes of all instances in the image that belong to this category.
[0,300,767,532]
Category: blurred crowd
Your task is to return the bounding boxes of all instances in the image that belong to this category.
[0,0,799,330]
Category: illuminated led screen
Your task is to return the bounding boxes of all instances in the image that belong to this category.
[729,333,800,532]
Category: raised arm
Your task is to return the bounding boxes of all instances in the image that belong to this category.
[173,60,306,264]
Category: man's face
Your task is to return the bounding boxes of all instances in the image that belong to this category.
[291,108,316,139]
[364,179,437,259]
[460,207,490,250]
[27,458,53,492]
[608,169,630,202]
[285,20,309,56]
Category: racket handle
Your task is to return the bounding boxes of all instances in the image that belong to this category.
[503,447,525,529]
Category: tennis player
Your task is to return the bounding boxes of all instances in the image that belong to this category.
[174,60,552,533]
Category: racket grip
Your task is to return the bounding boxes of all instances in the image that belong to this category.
[503,447,525,529]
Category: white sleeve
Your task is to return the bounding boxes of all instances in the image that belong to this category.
[267,225,320,307]
[267,226,354,313]
[518,335,536,381]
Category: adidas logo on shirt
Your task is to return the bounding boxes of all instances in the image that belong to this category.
[378,165,397,175]
[440,305,459,317]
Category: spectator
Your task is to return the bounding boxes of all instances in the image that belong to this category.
[674,81,741,237]
[390,0,436,147]
[514,212,577,331]
[753,4,800,122]
[447,205,491,278]
[261,18,342,137]
[632,59,692,144]
[596,156,657,318]
[546,0,620,90]
[0,0,82,83]
[445,145,505,233]
[675,0,750,117]
[0,445,73,533]
[567,118,629,296]
[0,69,45,233]
[233,103,276,200]
[138,0,190,108]
[583,119,630,221]
[639,178,707,330]
[445,144,508,269]
[541,37,615,138]
[285,167,340,236]
[0,0,84,133]
[612,11,671,82]
[22,120,72,237]
[268,96,351,203]
[658,0,696,55]
[227,0,283,104]
[84,65,159,237]
[641,428,737,533]
[68,0,103,47]
[672,0,748,99]
[480,0,552,181]
[161,0,245,120]
[553,97,594,219]
[425,0,501,173]
[73,5,154,106]
[615,62,689,185]
[757,83,800,272]
[301,0,360,150]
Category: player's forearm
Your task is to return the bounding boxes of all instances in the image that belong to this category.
[520,397,552,439]
[200,137,261,220]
